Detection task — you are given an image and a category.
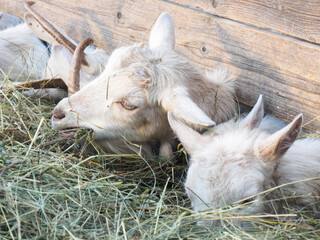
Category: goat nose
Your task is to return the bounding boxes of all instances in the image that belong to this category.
[52,109,66,121]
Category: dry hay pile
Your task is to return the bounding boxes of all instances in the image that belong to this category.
[0,87,320,239]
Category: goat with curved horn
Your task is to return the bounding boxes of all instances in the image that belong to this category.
[24,1,109,80]
[0,3,108,102]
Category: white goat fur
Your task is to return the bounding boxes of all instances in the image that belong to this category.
[0,23,49,81]
[52,12,236,157]
[168,95,320,216]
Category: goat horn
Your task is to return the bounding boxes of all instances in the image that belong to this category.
[68,38,93,96]
[17,78,68,89]
[24,1,77,54]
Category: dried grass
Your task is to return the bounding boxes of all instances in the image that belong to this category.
[1,86,320,239]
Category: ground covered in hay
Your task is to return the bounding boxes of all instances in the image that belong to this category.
[1,88,320,239]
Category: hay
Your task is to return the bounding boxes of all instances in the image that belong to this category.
[1,88,320,239]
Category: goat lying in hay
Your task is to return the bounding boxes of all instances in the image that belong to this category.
[51,12,236,158]
[168,95,320,220]
[0,2,109,101]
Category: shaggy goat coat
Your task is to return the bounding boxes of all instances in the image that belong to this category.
[168,95,320,216]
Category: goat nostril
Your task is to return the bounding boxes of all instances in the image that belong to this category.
[53,111,65,121]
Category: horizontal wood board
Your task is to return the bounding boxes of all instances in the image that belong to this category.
[173,0,320,44]
[1,0,320,131]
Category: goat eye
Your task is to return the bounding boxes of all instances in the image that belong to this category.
[120,101,137,110]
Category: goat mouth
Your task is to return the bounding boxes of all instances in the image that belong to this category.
[59,128,79,138]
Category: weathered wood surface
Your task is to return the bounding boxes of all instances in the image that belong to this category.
[173,0,320,44]
[1,0,320,131]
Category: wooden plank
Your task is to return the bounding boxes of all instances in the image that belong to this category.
[173,0,320,44]
[1,0,320,132]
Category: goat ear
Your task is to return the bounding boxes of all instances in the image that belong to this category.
[45,45,72,85]
[240,94,264,130]
[258,114,302,162]
[24,13,57,44]
[149,12,175,50]
[162,88,216,128]
[168,112,205,153]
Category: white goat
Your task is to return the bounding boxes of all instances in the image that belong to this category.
[0,2,109,101]
[168,95,320,217]
[51,12,236,157]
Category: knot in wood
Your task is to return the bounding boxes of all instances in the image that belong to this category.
[200,45,208,55]
[212,0,218,8]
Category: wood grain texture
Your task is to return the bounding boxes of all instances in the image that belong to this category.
[1,0,320,131]
[173,0,320,44]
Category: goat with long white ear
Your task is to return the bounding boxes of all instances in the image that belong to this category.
[51,12,236,157]
[168,96,320,217]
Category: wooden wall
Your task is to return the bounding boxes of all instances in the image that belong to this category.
[1,0,320,132]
